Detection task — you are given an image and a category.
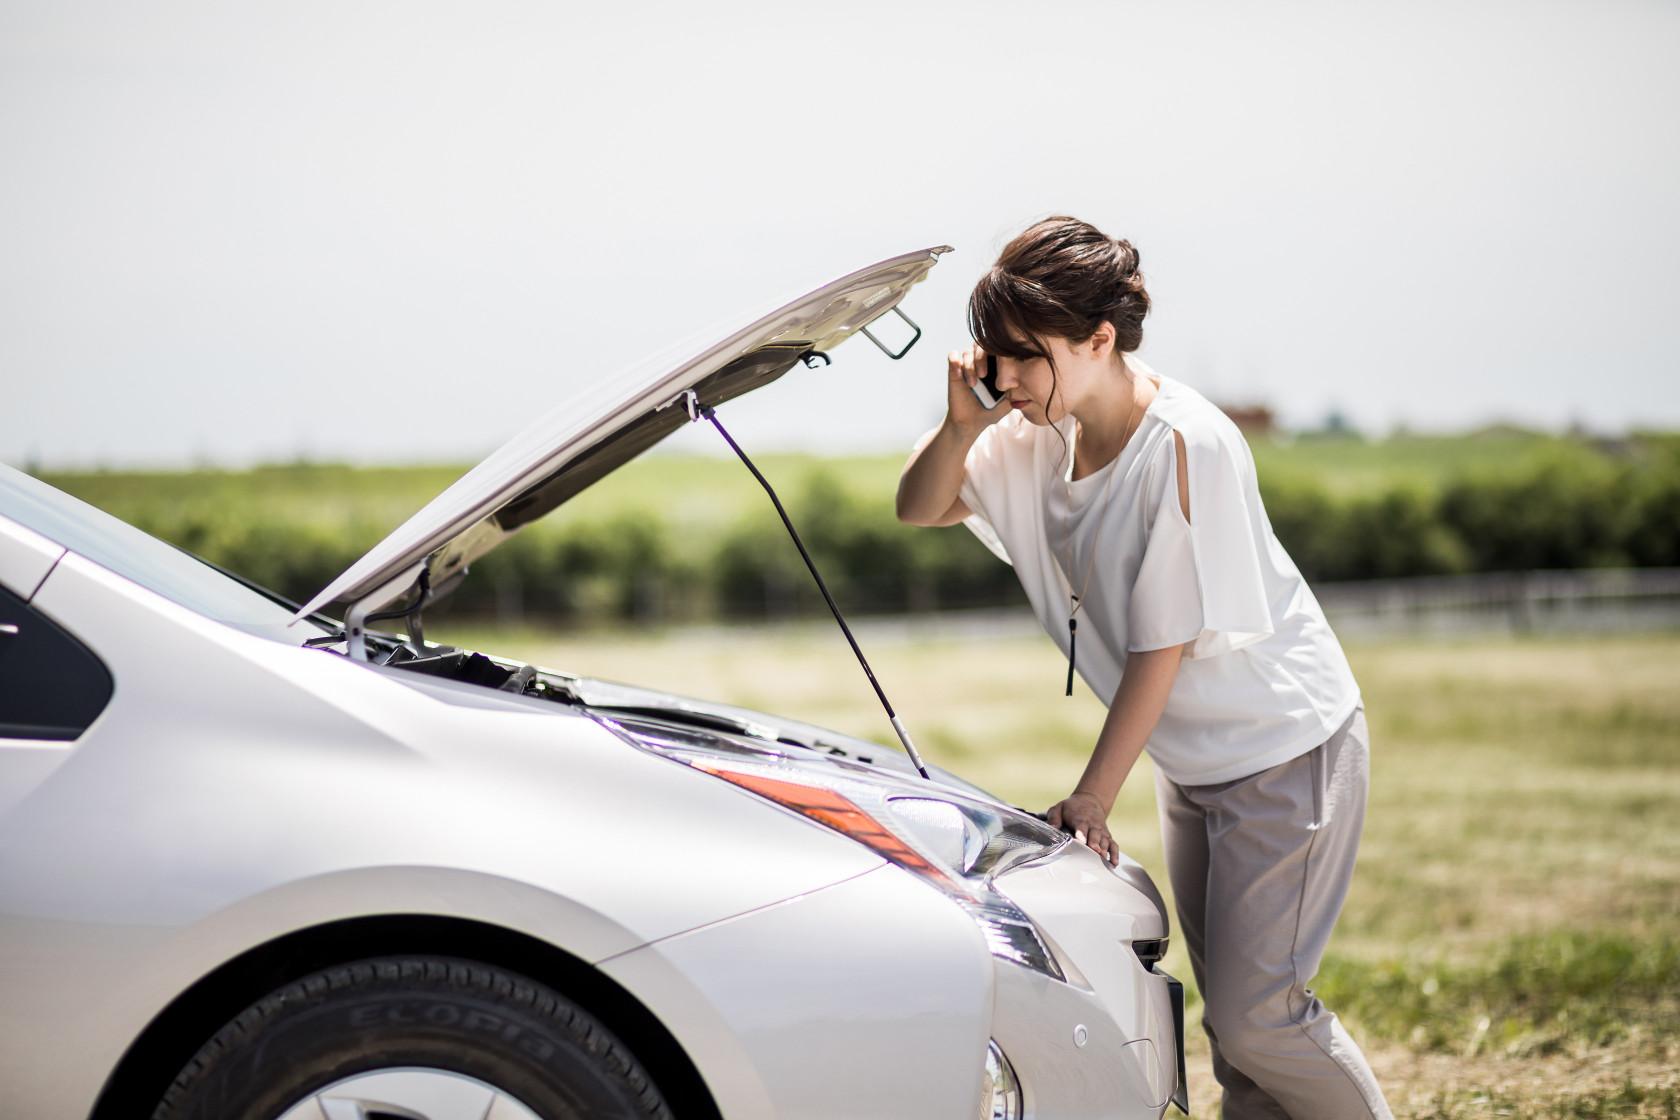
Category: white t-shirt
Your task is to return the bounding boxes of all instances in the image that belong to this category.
[956,366,1360,785]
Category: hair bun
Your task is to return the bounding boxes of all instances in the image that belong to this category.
[970,216,1152,355]
[1112,236,1140,273]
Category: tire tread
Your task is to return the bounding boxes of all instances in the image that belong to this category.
[151,955,672,1120]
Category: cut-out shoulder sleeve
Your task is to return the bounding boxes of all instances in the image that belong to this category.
[1128,433,1203,652]
[1129,423,1275,658]
[1173,430,1190,522]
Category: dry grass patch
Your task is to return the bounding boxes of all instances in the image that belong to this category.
[434,621,1680,1117]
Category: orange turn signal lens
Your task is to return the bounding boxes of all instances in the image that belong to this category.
[690,760,953,884]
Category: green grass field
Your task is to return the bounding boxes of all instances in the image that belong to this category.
[430,620,1680,1119]
[40,428,1587,537]
[1246,430,1599,498]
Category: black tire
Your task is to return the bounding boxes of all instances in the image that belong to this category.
[152,956,674,1120]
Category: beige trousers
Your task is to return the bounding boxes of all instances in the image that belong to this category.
[1155,708,1392,1120]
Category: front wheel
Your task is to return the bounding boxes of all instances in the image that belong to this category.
[152,957,674,1120]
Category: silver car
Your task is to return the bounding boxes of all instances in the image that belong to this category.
[0,247,1185,1120]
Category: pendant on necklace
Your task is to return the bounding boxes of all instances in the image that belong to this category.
[1065,596,1079,697]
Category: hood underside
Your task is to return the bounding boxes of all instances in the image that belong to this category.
[294,246,951,621]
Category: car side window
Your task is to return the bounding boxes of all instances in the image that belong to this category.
[0,584,114,741]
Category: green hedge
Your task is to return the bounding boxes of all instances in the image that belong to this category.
[1262,437,1680,582]
[34,434,1680,623]
[451,471,1021,621]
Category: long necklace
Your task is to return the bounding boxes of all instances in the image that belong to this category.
[1061,377,1141,696]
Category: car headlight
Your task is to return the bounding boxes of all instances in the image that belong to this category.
[605,715,1070,981]
[887,796,1062,880]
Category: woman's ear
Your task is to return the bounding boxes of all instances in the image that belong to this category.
[1085,320,1117,361]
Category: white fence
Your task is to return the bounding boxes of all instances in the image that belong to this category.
[1314,568,1680,638]
[840,569,1680,645]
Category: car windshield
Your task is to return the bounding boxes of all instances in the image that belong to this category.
[0,464,330,644]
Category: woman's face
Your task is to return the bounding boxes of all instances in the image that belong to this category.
[990,333,1104,426]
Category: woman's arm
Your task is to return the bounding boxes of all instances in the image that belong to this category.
[1050,431,1195,862]
[896,346,1005,527]
[1048,642,1189,863]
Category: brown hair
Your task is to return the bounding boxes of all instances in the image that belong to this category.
[968,216,1151,361]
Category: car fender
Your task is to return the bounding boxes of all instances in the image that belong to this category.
[0,556,886,1117]
[600,864,995,1120]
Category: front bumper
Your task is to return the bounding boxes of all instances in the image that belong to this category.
[993,843,1182,1118]
[600,841,1183,1120]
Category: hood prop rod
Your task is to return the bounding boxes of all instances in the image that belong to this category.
[363,566,431,648]
[676,389,931,780]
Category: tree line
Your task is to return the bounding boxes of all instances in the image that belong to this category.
[45,434,1680,625]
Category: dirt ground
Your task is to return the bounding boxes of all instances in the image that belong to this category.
[1177,1027,1680,1118]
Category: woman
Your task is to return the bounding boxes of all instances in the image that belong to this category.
[896,217,1391,1120]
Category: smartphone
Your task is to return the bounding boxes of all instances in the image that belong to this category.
[972,353,1003,410]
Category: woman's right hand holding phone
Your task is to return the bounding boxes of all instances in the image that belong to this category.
[896,343,1001,527]
[946,345,1007,437]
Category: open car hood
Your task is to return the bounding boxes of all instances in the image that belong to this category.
[294,246,950,621]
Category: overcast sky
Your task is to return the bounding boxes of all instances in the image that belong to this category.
[3,0,1677,469]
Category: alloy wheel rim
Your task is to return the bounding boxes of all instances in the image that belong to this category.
[273,1067,544,1120]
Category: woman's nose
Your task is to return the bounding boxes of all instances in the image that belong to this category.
[994,361,1017,390]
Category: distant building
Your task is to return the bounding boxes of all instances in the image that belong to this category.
[1216,403,1277,438]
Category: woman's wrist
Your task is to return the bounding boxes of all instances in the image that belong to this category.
[941,412,989,444]
[1068,787,1113,816]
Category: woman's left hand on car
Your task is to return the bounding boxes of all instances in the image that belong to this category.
[1050,644,1190,867]
[1048,791,1119,865]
